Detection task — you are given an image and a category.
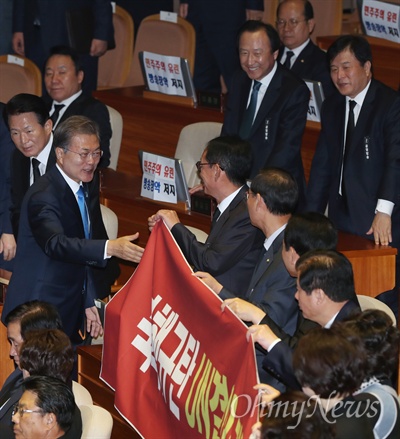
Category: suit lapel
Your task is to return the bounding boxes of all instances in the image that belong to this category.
[246,230,285,297]
[251,67,282,135]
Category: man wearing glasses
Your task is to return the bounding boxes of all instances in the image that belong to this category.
[2,116,145,345]
[148,136,264,297]
[276,0,334,97]
[11,376,78,439]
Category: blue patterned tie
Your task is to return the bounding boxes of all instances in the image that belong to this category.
[77,186,90,238]
[239,80,262,139]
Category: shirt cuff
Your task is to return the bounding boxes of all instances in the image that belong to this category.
[375,199,394,216]
[104,241,111,259]
[267,338,281,352]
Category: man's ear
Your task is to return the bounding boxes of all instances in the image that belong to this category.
[313,288,326,305]
[43,412,57,431]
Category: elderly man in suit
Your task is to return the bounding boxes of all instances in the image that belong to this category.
[148,135,264,297]
[276,0,334,97]
[306,35,400,314]
[222,21,309,208]
[12,0,113,94]
[44,46,111,168]
[1,116,144,344]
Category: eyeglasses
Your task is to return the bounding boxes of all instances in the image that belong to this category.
[64,148,103,161]
[12,404,44,418]
[196,161,216,171]
[276,18,307,29]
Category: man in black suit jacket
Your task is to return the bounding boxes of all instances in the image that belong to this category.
[148,136,264,297]
[1,116,144,343]
[248,250,361,390]
[180,0,264,93]
[276,0,334,97]
[222,21,309,207]
[5,94,54,239]
[12,0,113,94]
[44,46,111,168]
[306,36,400,312]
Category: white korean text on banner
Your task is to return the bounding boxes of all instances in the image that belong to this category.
[142,51,188,96]
[140,151,177,203]
[361,0,400,43]
[100,221,259,439]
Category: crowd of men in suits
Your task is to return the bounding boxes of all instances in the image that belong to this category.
[0,0,399,437]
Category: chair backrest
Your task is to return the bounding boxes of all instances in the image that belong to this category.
[175,122,223,188]
[262,0,280,24]
[124,13,195,87]
[98,5,134,89]
[106,105,123,171]
[186,226,209,244]
[100,204,118,240]
[310,0,343,43]
[80,404,113,439]
[0,54,42,103]
[72,381,93,406]
[357,295,397,326]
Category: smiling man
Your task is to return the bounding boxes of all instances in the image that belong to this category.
[2,116,145,344]
[222,20,309,208]
[306,35,400,315]
[44,46,111,168]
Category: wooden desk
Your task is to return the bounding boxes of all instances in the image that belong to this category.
[94,86,320,183]
[317,35,400,91]
[78,345,139,439]
[101,169,396,298]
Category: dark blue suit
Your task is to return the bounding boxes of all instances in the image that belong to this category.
[12,0,113,93]
[2,166,111,342]
[171,186,264,297]
[222,63,309,207]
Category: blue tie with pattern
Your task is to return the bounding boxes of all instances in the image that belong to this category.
[77,186,90,238]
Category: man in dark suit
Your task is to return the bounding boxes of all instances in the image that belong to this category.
[276,0,334,97]
[195,168,299,337]
[180,0,264,93]
[5,94,54,239]
[0,301,63,430]
[222,21,309,207]
[1,116,144,343]
[148,136,264,297]
[44,46,111,168]
[306,35,400,314]
[248,249,361,390]
[0,102,16,268]
[12,0,113,94]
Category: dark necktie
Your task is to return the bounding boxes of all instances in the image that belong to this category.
[283,51,294,69]
[239,80,262,139]
[31,158,41,182]
[50,104,65,128]
[341,100,356,201]
[77,186,90,238]
[211,207,221,227]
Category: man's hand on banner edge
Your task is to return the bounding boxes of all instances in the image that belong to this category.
[222,298,266,324]
[107,233,144,263]
[192,271,223,294]
[148,210,181,232]
[246,324,280,350]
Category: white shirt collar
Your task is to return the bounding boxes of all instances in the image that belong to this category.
[52,89,82,107]
[283,38,310,61]
[56,163,82,196]
[30,133,54,184]
[217,186,243,216]
[324,311,339,328]
[264,223,287,251]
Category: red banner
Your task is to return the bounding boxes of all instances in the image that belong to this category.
[101,222,259,438]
